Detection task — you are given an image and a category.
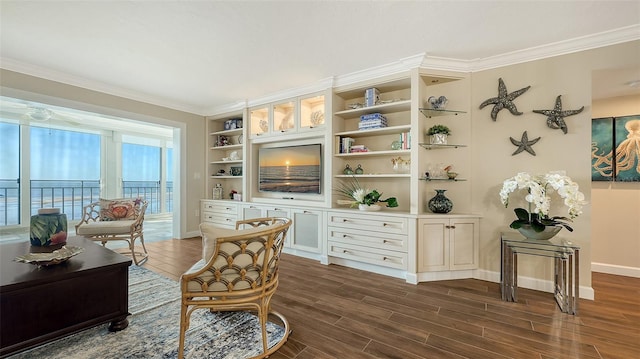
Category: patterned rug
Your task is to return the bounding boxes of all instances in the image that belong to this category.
[9,266,285,358]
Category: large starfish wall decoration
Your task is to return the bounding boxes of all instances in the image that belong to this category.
[510,131,540,156]
[533,95,585,134]
[479,78,531,121]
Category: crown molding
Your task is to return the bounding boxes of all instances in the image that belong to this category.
[470,24,640,72]
[0,57,204,115]
[333,53,426,89]
[204,100,248,118]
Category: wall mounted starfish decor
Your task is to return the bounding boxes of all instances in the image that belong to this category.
[479,78,531,121]
[533,95,584,134]
[510,131,540,156]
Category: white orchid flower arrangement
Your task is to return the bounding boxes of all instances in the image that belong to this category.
[500,171,586,232]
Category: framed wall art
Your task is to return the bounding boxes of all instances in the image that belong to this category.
[591,115,640,182]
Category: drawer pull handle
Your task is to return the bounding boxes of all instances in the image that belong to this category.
[343,219,348,222]
[342,234,350,238]
[304,210,311,214]
[382,240,387,243]
[226,218,231,221]
[450,225,456,229]
[226,207,232,210]
[343,250,349,254]
[383,256,388,261]
[383,223,388,227]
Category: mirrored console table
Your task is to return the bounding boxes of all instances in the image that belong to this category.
[500,231,580,315]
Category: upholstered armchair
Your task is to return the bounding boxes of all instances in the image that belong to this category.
[179,217,292,359]
[75,198,148,265]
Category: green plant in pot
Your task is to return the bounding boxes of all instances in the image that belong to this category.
[500,171,586,240]
[427,124,450,145]
[335,176,398,210]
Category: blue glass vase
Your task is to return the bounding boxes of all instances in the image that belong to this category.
[428,189,453,214]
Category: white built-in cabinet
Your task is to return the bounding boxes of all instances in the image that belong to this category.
[249,93,326,139]
[239,203,323,258]
[203,66,480,283]
[417,217,479,271]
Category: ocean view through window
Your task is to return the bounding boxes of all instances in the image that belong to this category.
[1,115,174,228]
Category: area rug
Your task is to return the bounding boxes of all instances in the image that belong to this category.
[9,266,285,359]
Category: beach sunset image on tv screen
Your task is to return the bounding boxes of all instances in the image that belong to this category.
[259,144,321,194]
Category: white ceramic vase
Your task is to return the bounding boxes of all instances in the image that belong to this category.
[358,204,381,211]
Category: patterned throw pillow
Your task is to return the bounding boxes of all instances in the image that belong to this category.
[99,198,142,221]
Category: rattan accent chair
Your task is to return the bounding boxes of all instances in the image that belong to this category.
[75,198,149,265]
[179,217,292,359]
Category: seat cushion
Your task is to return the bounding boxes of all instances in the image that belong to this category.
[76,220,135,235]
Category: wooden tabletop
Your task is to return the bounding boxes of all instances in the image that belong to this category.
[0,236,131,291]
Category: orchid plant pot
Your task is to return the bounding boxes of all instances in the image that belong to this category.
[517,224,562,240]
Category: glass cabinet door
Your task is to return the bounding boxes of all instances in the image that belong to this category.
[300,94,325,129]
[273,101,296,133]
[249,106,269,137]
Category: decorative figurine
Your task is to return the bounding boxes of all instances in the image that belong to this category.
[479,78,530,121]
[533,95,584,134]
[343,164,354,175]
[510,131,540,156]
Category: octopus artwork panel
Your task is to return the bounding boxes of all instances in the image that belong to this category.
[614,115,640,182]
[591,117,613,181]
[592,115,640,182]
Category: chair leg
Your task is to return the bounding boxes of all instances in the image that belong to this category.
[130,234,149,266]
[178,302,188,359]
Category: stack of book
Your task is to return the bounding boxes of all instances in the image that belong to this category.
[359,113,388,130]
[399,131,411,149]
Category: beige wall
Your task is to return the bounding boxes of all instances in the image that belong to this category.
[470,40,640,290]
[0,69,206,238]
[591,94,640,274]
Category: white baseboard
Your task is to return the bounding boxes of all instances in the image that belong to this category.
[591,262,640,278]
[475,269,594,300]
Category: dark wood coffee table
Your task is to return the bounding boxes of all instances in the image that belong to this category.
[0,236,131,357]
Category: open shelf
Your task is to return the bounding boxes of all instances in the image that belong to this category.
[419,108,466,118]
[210,144,243,151]
[335,125,411,138]
[420,177,467,181]
[419,143,467,149]
[210,160,243,165]
[334,100,411,117]
[335,174,411,178]
[334,149,411,157]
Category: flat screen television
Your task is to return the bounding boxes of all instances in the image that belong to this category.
[259,144,321,194]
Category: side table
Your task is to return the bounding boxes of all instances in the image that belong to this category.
[500,231,579,315]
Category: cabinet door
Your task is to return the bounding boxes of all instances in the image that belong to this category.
[273,100,296,133]
[417,219,449,271]
[241,205,264,220]
[450,218,479,270]
[290,209,322,253]
[249,106,269,138]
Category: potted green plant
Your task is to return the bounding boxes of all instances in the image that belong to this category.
[427,124,451,145]
[335,176,398,211]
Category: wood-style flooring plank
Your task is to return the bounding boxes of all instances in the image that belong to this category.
[142,238,640,358]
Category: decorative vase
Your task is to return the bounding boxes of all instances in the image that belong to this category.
[428,189,453,213]
[359,204,381,211]
[30,208,68,246]
[430,133,448,145]
[517,225,562,240]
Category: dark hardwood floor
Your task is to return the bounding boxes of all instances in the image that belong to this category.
[144,237,640,359]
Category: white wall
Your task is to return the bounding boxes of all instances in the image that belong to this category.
[591,94,640,277]
[470,40,640,291]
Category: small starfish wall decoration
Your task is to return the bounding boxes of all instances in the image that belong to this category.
[479,78,531,121]
[510,131,540,156]
[533,95,584,134]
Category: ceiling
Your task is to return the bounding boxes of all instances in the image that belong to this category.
[1,1,639,116]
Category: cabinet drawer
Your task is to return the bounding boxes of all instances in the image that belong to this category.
[202,212,236,228]
[328,242,407,270]
[328,212,407,235]
[328,227,407,252]
[201,202,237,215]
